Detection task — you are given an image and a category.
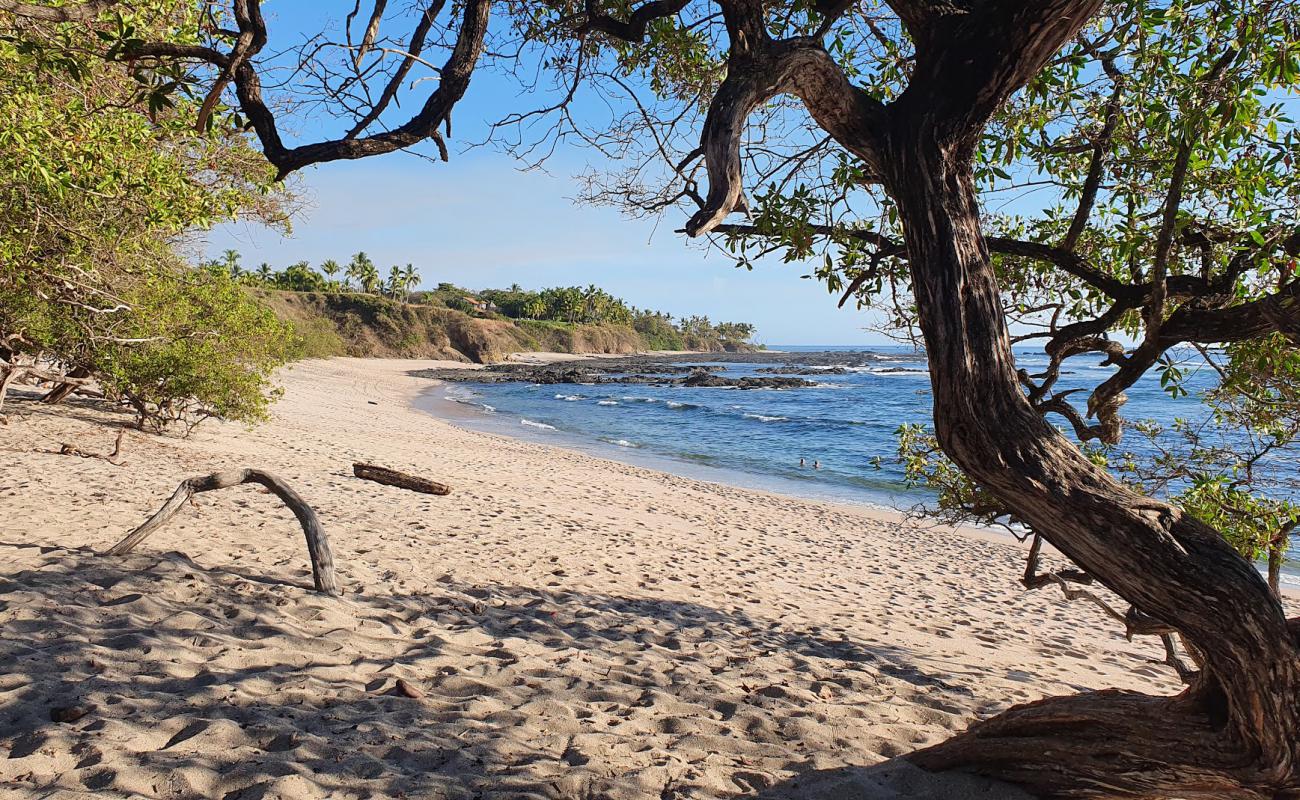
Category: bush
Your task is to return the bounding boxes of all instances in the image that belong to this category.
[90,266,300,430]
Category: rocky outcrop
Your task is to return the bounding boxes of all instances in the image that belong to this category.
[409,352,896,389]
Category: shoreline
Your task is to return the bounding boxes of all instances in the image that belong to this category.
[416,352,1300,597]
[0,357,1230,799]
[414,378,1036,555]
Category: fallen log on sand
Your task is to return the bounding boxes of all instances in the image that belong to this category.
[105,468,338,595]
[353,462,451,495]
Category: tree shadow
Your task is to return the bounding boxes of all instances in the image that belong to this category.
[749,759,1036,799]
[2,389,136,432]
[2,547,1000,799]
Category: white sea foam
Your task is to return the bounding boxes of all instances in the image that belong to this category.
[555,394,586,401]
[744,413,788,422]
[598,400,619,406]
[665,401,687,409]
[521,418,557,430]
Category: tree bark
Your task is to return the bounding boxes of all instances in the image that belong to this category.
[105,469,338,595]
[1269,538,1285,602]
[879,120,1300,794]
[0,365,94,416]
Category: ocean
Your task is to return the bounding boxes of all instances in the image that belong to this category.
[420,344,1300,582]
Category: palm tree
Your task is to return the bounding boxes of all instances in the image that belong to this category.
[345,252,374,292]
[320,259,341,289]
[402,263,420,297]
[386,265,404,299]
[359,262,380,294]
[222,249,243,279]
[256,262,274,284]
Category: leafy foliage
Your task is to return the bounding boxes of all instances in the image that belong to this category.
[0,2,294,429]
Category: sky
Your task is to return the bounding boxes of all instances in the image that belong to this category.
[201,2,891,347]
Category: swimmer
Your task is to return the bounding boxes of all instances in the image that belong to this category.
[799,458,806,467]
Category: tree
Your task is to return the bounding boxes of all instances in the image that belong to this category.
[385,264,404,299]
[359,263,380,295]
[275,261,328,292]
[0,1,294,429]
[221,249,243,280]
[319,259,342,288]
[402,263,420,296]
[33,0,1300,793]
[345,251,375,293]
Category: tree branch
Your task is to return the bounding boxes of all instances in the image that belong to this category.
[579,0,690,41]
[0,0,118,22]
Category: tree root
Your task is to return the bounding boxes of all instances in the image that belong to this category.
[105,469,339,595]
[909,688,1291,799]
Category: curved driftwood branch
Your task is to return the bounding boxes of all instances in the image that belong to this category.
[106,469,338,595]
[353,462,450,495]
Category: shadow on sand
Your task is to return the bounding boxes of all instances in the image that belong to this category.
[1,546,1032,799]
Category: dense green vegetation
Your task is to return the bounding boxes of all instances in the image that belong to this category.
[210,252,759,356]
[0,2,298,430]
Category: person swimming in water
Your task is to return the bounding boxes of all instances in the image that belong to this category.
[799,458,806,467]
[813,460,820,469]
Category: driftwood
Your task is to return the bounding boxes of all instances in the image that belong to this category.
[105,469,339,595]
[56,429,127,466]
[353,462,450,495]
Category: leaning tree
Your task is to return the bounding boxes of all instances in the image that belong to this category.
[9,0,1300,795]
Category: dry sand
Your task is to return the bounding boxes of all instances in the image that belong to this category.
[1,358,1186,799]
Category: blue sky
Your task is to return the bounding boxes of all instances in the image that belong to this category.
[201,2,890,346]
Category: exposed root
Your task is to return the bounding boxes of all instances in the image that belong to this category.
[909,689,1287,799]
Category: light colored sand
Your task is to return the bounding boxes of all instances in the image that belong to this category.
[0,358,1184,799]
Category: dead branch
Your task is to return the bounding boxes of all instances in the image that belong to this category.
[55,429,127,466]
[105,469,338,595]
[353,462,450,495]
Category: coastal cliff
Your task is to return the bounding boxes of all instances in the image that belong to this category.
[255,290,758,363]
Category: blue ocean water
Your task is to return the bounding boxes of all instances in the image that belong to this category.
[430,344,1300,511]
[423,344,1300,584]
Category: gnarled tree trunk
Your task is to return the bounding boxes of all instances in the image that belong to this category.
[882,113,1300,796]
[670,0,1300,785]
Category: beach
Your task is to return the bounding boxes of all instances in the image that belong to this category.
[1,357,1187,799]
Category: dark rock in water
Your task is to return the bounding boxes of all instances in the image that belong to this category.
[679,369,811,389]
[873,367,925,374]
[410,350,897,388]
[754,366,850,375]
